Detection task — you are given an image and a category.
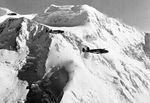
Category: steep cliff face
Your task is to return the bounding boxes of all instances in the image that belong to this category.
[0,4,150,103]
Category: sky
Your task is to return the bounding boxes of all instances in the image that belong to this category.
[0,0,149,32]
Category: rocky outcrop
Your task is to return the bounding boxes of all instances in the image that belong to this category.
[0,17,69,103]
[25,66,69,103]
[143,33,150,56]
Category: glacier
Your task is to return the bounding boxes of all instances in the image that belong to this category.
[0,4,150,103]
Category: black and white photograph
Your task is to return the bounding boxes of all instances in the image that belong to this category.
[0,0,150,103]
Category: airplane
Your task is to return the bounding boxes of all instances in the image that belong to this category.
[7,13,17,16]
[82,47,109,54]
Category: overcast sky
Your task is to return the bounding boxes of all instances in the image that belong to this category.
[0,0,150,32]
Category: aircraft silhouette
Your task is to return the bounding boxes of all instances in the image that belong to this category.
[82,47,109,54]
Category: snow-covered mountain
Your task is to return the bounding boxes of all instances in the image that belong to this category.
[0,4,150,103]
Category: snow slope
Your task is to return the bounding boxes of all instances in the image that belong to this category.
[0,4,150,103]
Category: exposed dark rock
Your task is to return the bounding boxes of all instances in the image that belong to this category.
[0,17,67,103]
[0,18,24,50]
[16,19,66,102]
[25,66,69,103]
[0,23,6,34]
[18,24,52,84]
[143,32,150,57]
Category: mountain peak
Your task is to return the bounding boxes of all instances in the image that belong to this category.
[33,4,106,27]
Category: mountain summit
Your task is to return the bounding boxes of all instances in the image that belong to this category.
[0,4,150,103]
